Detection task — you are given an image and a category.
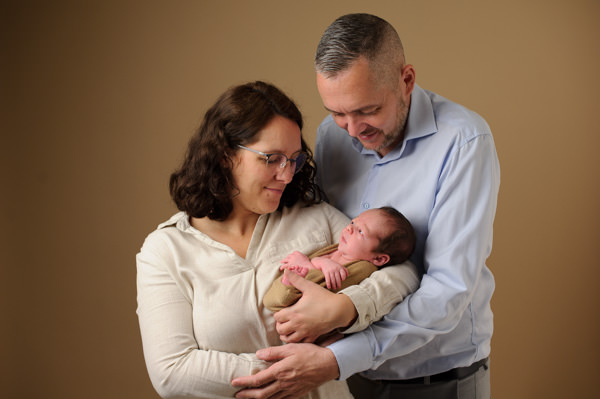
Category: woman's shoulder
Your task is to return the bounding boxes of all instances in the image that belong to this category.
[282,201,347,220]
[274,202,349,237]
[141,212,190,247]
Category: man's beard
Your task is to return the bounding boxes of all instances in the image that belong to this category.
[374,96,409,154]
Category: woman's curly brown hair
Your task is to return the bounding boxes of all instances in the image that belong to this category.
[169,81,323,220]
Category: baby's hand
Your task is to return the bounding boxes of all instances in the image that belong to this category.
[313,258,349,290]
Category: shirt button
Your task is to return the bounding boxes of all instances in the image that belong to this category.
[362,202,370,209]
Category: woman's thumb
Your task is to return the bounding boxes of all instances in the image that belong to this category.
[282,269,312,292]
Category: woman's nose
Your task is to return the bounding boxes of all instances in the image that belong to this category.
[276,163,294,183]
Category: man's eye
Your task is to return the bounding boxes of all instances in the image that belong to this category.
[360,108,378,116]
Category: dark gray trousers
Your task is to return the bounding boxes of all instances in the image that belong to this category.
[347,360,490,399]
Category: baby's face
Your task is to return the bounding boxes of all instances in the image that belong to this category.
[337,209,389,261]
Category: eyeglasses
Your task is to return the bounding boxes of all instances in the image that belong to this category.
[237,145,308,174]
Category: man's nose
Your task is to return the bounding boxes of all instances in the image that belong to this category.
[345,117,365,138]
[335,115,364,137]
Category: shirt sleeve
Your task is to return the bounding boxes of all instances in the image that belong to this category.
[330,133,500,380]
[136,236,269,398]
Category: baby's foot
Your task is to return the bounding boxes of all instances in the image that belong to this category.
[281,267,308,286]
[295,266,308,278]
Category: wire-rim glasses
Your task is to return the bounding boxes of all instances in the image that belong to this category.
[237,145,308,174]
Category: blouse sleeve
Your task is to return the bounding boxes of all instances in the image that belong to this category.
[338,260,421,333]
[136,235,268,398]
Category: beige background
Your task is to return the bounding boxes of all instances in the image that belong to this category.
[2,1,599,398]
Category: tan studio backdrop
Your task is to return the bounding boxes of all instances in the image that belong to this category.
[2,1,599,398]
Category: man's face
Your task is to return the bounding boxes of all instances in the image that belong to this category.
[316,57,412,157]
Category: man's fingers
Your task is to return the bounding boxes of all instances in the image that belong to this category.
[232,363,277,388]
[231,347,292,389]
[255,345,289,362]
[234,380,281,399]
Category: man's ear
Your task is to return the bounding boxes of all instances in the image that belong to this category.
[371,253,390,267]
[400,64,416,101]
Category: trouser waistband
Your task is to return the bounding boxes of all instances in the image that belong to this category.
[381,357,489,385]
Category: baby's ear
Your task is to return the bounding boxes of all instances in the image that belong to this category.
[371,254,390,267]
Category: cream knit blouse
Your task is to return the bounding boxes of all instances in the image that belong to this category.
[136,202,419,398]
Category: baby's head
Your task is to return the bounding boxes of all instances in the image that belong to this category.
[338,207,415,267]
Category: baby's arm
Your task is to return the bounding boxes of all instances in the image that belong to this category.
[311,257,349,290]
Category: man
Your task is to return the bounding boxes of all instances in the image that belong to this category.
[233,13,500,399]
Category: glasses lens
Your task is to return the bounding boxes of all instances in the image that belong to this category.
[265,153,307,174]
[293,153,307,174]
[266,154,287,169]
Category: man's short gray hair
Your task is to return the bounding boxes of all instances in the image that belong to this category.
[315,13,405,85]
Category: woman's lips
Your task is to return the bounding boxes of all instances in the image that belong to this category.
[265,186,285,195]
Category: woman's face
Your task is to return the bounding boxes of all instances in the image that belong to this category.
[230,115,303,216]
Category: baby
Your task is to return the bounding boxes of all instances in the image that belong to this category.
[263,206,415,312]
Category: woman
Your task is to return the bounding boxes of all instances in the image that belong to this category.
[136,81,418,398]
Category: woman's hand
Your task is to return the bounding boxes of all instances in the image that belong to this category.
[274,270,357,343]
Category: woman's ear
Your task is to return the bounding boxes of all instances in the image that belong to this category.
[371,253,390,267]
[221,151,232,168]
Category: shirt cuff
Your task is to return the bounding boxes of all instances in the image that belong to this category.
[328,331,374,380]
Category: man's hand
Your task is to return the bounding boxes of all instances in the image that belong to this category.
[231,343,339,399]
[274,270,357,343]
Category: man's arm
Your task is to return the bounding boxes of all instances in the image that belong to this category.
[330,133,501,379]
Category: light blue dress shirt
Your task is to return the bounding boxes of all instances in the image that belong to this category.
[315,85,500,380]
